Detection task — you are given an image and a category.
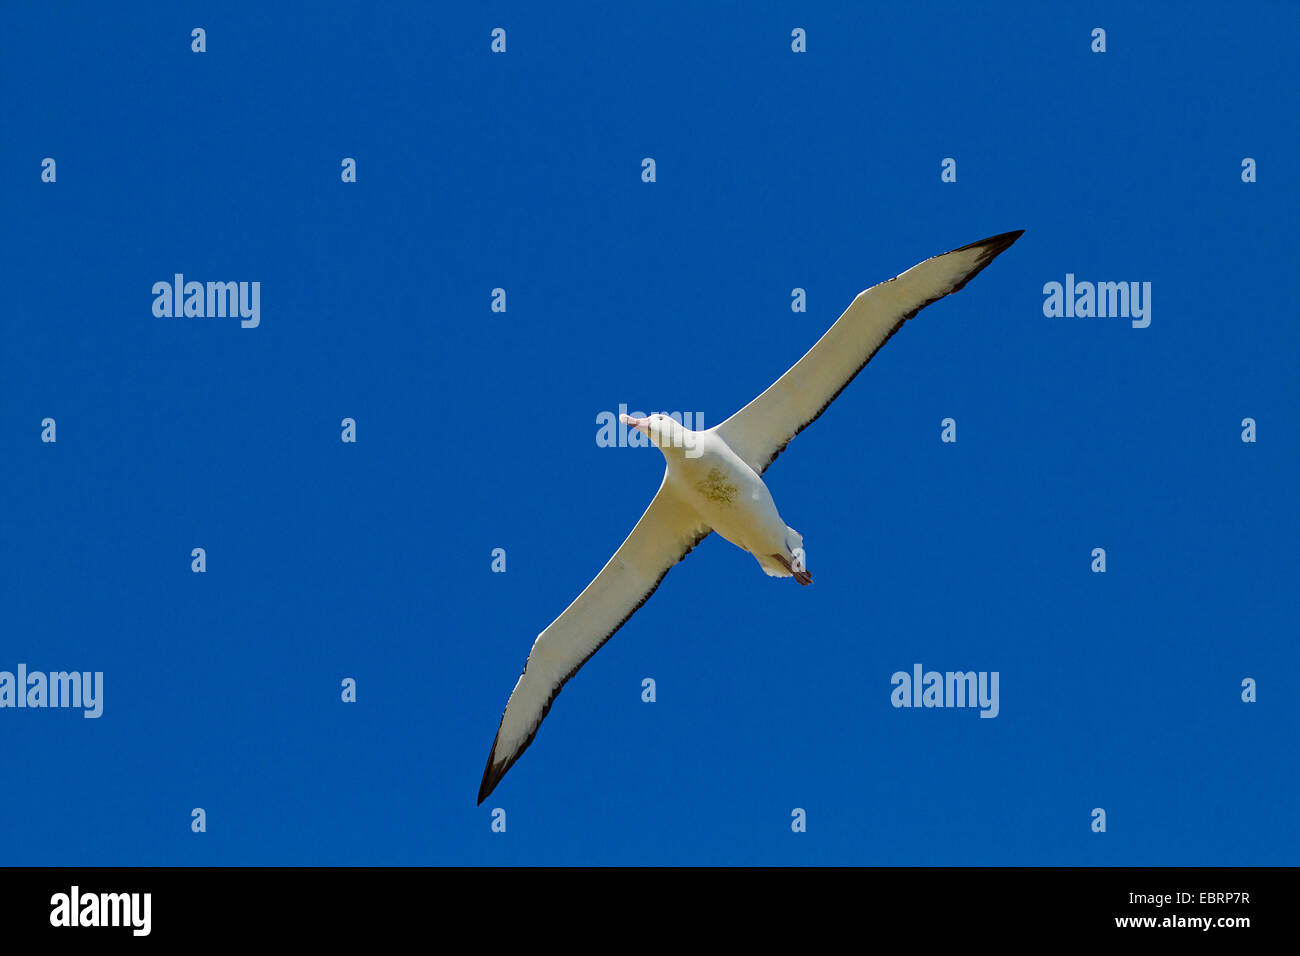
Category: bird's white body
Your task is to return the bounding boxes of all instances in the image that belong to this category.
[657,426,803,580]
[477,229,1025,804]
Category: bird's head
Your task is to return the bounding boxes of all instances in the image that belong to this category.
[621,412,698,458]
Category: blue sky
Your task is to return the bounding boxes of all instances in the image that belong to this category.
[1,1,1295,865]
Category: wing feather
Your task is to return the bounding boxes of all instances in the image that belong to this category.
[477,474,710,804]
[716,230,1023,474]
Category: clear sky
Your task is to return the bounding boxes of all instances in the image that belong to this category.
[1,1,1295,865]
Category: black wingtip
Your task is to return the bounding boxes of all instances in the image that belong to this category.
[477,746,506,806]
[954,229,1025,257]
[476,770,499,806]
[944,229,1025,295]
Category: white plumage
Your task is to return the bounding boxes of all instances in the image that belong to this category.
[478,230,1024,804]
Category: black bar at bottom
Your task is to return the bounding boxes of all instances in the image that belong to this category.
[0,866,1282,941]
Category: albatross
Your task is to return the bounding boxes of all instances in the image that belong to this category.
[478,229,1024,804]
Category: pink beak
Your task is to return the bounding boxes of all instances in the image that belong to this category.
[620,413,651,435]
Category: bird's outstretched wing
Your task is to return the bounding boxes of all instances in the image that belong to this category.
[477,475,710,804]
[715,230,1024,475]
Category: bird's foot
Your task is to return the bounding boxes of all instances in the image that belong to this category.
[771,554,813,586]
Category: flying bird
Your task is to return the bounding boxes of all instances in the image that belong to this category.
[478,230,1024,804]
